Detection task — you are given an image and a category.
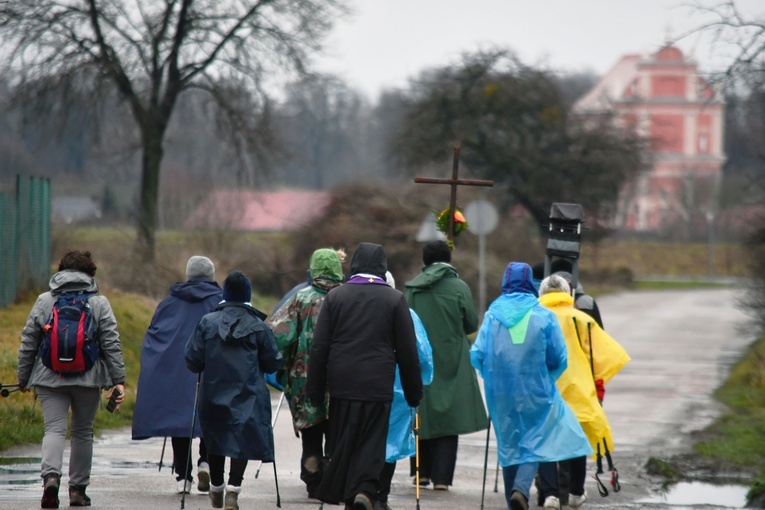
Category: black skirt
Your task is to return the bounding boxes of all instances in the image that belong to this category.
[317,398,392,504]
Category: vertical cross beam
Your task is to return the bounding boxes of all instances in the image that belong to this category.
[414,146,494,245]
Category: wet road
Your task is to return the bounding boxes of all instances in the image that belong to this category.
[0,287,754,509]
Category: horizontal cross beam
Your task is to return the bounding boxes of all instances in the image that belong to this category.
[414,177,495,187]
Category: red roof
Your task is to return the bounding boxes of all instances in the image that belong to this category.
[186,190,331,231]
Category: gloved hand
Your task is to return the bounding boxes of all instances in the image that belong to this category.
[595,379,605,403]
[265,372,283,392]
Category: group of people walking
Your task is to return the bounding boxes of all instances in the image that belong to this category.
[16,241,628,510]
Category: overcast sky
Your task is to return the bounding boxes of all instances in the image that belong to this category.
[315,0,764,99]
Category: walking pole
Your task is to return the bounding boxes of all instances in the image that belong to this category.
[272,458,282,508]
[480,418,492,510]
[493,458,500,493]
[158,437,167,472]
[256,392,285,479]
[181,374,201,510]
[414,410,421,510]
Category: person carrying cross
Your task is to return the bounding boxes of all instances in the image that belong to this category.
[404,240,488,490]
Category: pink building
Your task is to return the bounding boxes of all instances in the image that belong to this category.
[575,45,725,233]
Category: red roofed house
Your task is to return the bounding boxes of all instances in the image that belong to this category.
[186,189,331,231]
[575,45,725,233]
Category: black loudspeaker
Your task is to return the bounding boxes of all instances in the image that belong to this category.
[544,203,584,289]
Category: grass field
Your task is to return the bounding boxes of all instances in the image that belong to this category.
[692,337,765,502]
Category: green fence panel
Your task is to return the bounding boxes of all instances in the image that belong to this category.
[0,194,18,307]
[0,175,50,308]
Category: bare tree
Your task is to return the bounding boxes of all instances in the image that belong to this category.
[0,0,346,260]
[683,1,765,80]
[684,1,765,329]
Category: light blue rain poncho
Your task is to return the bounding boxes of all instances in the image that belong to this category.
[386,309,434,462]
[470,262,592,466]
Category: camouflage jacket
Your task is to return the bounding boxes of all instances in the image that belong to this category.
[269,276,341,433]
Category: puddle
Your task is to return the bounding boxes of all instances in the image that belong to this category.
[639,481,749,508]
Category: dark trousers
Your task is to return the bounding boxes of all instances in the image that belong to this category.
[537,461,560,500]
[409,435,458,485]
[171,437,208,482]
[300,421,328,495]
[377,462,397,502]
[208,455,248,487]
[538,456,587,502]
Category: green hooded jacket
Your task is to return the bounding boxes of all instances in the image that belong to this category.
[269,249,343,433]
[405,262,488,439]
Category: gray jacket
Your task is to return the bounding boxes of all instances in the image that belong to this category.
[17,270,126,389]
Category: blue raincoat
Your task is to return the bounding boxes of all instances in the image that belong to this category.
[185,302,283,461]
[132,280,222,439]
[386,309,434,462]
[470,262,592,466]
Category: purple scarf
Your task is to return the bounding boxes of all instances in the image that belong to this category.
[347,273,388,285]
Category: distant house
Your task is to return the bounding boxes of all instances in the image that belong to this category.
[185,189,331,231]
[575,45,725,233]
[52,196,102,224]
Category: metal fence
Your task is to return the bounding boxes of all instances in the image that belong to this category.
[0,175,51,308]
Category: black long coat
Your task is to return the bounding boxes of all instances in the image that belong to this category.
[306,242,422,407]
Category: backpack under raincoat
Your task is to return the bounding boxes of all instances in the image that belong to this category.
[470,262,592,466]
[186,302,283,461]
[269,248,343,434]
[538,291,630,455]
[405,262,488,439]
[132,279,222,439]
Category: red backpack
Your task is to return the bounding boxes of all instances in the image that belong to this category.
[40,291,100,375]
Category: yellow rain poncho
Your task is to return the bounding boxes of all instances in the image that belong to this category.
[538,291,630,454]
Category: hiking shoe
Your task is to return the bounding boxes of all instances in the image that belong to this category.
[41,474,60,509]
[433,483,449,490]
[69,485,91,507]
[224,485,241,510]
[209,484,224,509]
[509,490,529,510]
[352,492,373,510]
[412,477,430,486]
[569,491,587,508]
[543,495,560,509]
[197,462,211,492]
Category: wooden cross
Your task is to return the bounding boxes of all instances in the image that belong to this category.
[414,145,494,245]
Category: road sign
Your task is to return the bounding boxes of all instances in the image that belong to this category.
[416,212,447,242]
[465,199,499,236]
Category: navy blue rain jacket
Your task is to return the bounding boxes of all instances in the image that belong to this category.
[132,280,222,439]
[185,302,283,461]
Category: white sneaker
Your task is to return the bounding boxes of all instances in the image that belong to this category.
[176,479,192,494]
[543,495,560,509]
[569,491,587,508]
[197,462,211,492]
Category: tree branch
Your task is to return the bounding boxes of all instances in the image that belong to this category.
[86,0,145,123]
[180,0,276,84]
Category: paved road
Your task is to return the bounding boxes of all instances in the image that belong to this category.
[0,288,754,509]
